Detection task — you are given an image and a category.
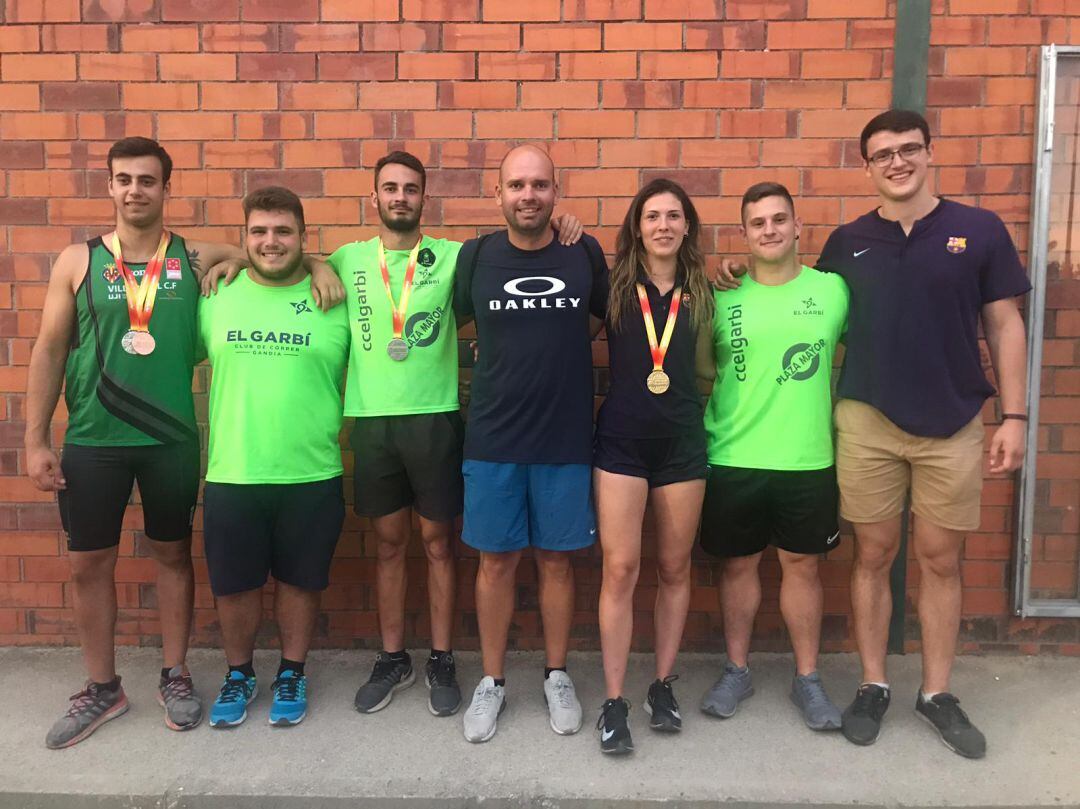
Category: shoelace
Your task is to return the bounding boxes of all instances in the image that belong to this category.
[274,675,303,703]
[161,674,194,703]
[850,686,885,717]
[929,694,972,727]
[430,655,455,688]
[65,687,99,717]
[797,677,831,711]
[370,654,404,684]
[218,677,251,704]
[550,679,576,709]
[468,685,499,716]
[653,675,680,713]
[596,698,629,731]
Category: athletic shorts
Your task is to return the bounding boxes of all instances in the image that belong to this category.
[593,432,707,488]
[699,465,840,558]
[461,460,596,553]
[834,398,984,532]
[202,476,345,597]
[58,441,200,553]
[350,411,464,522]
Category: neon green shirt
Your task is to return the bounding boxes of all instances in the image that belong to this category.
[705,266,849,471]
[328,235,461,417]
[199,270,350,484]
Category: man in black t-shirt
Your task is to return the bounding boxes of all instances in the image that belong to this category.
[454,145,607,744]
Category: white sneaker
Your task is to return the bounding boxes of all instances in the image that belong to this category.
[463,676,506,743]
[543,670,582,735]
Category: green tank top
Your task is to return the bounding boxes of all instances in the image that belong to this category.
[63,234,200,447]
[328,235,461,417]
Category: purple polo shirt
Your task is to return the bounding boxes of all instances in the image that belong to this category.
[817,198,1030,438]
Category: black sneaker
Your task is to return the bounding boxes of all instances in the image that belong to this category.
[597,697,633,755]
[424,652,462,717]
[915,690,986,759]
[354,652,415,713]
[644,675,682,733]
[841,684,890,746]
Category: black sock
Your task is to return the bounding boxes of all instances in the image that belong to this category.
[94,676,121,691]
[493,677,506,687]
[544,666,567,680]
[160,667,173,681]
[430,649,450,660]
[386,649,410,663]
[229,661,256,678]
[278,658,305,677]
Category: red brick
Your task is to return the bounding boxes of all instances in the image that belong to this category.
[360,22,437,51]
[81,0,159,21]
[685,21,766,49]
[7,0,80,22]
[767,20,848,49]
[765,80,844,108]
[683,80,753,108]
[320,0,397,20]
[947,46,1029,76]
[560,52,637,80]
[478,52,555,80]
[726,0,807,19]
[563,0,641,19]
[475,111,553,139]
[846,79,892,108]
[640,51,717,79]
[640,110,717,138]
[721,50,800,78]
[802,50,881,78]
[949,0,1027,10]
[2,53,75,80]
[604,22,682,50]
[930,16,987,45]
[808,0,887,14]
[402,0,477,19]
[522,81,598,109]
[318,53,396,81]
[0,84,42,110]
[0,26,40,52]
[395,111,472,139]
[603,80,680,109]
[202,82,278,110]
[0,112,77,139]
[121,23,198,51]
[559,110,635,138]
[161,0,238,20]
[524,23,601,51]
[203,141,277,168]
[643,0,721,17]
[399,52,476,80]
[283,140,363,169]
[482,0,559,20]
[279,23,360,52]
[201,22,278,52]
[42,82,120,110]
[161,53,237,80]
[939,106,1021,136]
[236,112,313,140]
[599,139,679,168]
[80,52,156,80]
[358,82,437,110]
[313,111,393,139]
[9,170,86,197]
[282,82,356,110]
[240,0,316,21]
[720,109,795,138]
[849,20,893,48]
[0,583,64,607]
[439,81,517,110]
[237,53,314,81]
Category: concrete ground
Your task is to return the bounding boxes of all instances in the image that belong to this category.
[0,647,1076,808]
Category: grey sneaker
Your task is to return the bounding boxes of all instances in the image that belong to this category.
[45,678,129,749]
[424,652,462,717]
[790,672,842,731]
[463,676,506,743]
[157,665,203,731]
[354,652,415,713]
[700,662,753,718]
[543,670,583,735]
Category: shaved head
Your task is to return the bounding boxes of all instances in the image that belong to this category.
[498,144,555,184]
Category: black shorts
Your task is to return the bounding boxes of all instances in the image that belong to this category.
[58,441,200,553]
[203,476,345,597]
[593,432,707,488]
[350,411,464,521]
[700,465,840,558]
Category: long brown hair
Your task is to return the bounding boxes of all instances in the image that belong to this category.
[608,178,713,332]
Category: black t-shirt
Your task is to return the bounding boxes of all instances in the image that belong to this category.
[454,230,608,464]
[596,272,705,440]
[817,198,1030,437]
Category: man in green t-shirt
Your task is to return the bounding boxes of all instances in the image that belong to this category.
[696,182,849,732]
[199,187,350,729]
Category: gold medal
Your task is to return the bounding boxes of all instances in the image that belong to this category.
[646,370,670,395]
[387,337,409,361]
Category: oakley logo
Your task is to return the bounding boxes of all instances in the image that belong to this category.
[503,276,566,297]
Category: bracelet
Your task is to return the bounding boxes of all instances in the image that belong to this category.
[1002,413,1028,421]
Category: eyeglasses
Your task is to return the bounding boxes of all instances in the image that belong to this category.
[867,142,926,168]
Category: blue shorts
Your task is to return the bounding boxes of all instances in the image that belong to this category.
[461,460,596,553]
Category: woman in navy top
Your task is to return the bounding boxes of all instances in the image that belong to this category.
[593,178,714,754]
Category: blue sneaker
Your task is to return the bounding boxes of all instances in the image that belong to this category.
[209,670,257,728]
[269,670,307,727]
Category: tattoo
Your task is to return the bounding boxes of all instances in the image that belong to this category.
[187,248,202,275]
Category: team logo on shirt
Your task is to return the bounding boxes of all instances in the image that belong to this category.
[417,248,436,267]
[102,263,120,284]
[291,300,313,315]
[777,340,826,385]
[165,257,183,280]
[405,308,444,349]
[795,297,823,316]
[946,236,967,254]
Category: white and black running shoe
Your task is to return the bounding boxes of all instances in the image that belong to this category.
[597,697,633,755]
[644,675,682,732]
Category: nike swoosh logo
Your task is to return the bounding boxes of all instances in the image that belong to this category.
[601,728,615,741]
[826,531,840,545]
[853,249,870,257]
[671,709,681,720]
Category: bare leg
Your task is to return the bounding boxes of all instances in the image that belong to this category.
[650,479,705,680]
[720,553,763,668]
[849,517,902,684]
[911,517,964,693]
[70,547,119,683]
[145,538,194,670]
[535,550,574,669]
[777,550,824,676]
[476,550,522,679]
[275,582,321,663]
[595,469,648,699]
[417,515,456,652]
[371,507,411,652]
[216,589,262,667]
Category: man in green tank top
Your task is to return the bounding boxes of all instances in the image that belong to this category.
[696,183,849,733]
[22,138,343,749]
[199,187,349,728]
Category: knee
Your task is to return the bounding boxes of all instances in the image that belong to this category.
[375,536,408,564]
[479,552,519,581]
[535,550,572,581]
[854,538,897,574]
[603,557,640,592]
[69,552,114,586]
[147,540,191,571]
[779,553,820,582]
[420,534,454,564]
[917,548,961,580]
[656,556,690,588]
[722,556,760,583]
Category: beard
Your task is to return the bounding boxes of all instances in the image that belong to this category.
[378,201,422,233]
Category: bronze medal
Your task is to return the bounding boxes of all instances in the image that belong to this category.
[386,337,409,361]
[646,369,670,395]
[131,331,156,356]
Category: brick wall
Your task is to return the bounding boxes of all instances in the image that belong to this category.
[1,0,1077,655]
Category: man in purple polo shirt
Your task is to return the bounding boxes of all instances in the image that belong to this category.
[718,109,1029,758]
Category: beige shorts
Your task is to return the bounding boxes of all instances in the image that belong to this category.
[834,399,985,532]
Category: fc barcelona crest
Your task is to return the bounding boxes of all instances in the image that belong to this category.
[946,236,967,254]
[102,263,120,283]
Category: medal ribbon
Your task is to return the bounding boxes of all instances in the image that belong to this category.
[377,237,423,339]
[111,231,169,332]
[636,283,682,373]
